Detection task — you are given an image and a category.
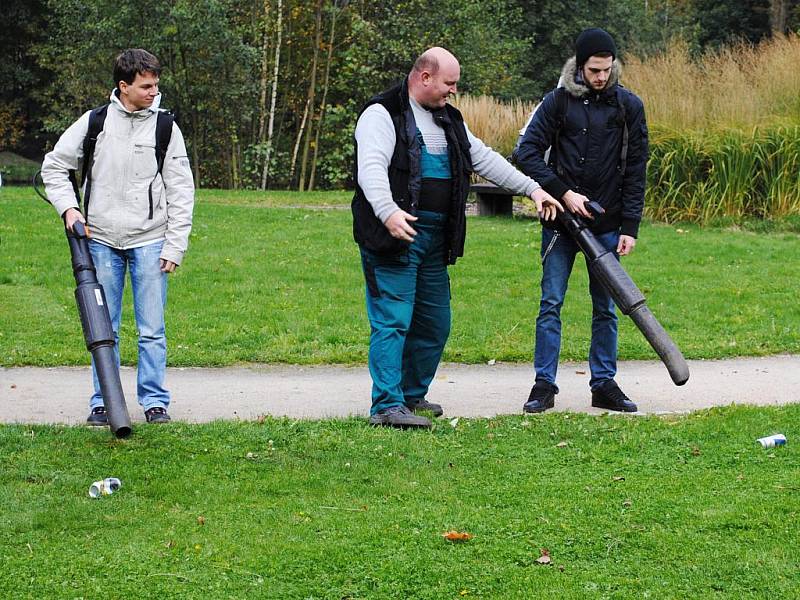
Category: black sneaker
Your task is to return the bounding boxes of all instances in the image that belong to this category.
[591,381,638,412]
[145,407,172,423]
[407,398,444,417]
[523,381,558,413]
[369,405,431,429]
[86,406,108,426]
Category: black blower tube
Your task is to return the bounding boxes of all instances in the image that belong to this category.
[556,203,690,386]
[67,221,132,437]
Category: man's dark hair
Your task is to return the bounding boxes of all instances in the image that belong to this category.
[113,49,162,89]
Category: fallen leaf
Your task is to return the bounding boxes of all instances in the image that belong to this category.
[459,590,469,597]
[574,370,586,375]
[556,441,569,448]
[165,540,176,549]
[536,548,552,565]
[197,516,206,525]
[691,446,701,456]
[443,530,473,542]
[10,384,17,389]
[558,565,565,572]
[622,500,632,508]
[612,476,625,482]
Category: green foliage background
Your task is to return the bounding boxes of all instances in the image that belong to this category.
[3,0,800,189]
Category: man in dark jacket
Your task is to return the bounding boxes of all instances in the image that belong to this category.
[515,28,649,413]
[353,47,561,428]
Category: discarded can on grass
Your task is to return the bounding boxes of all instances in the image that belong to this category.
[88,477,122,498]
[756,434,787,449]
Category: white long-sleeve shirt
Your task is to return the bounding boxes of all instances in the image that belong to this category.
[355,96,540,222]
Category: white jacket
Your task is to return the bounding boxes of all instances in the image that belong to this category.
[42,91,195,265]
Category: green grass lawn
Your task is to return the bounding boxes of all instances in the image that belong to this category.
[1,186,798,366]
[2,187,798,598]
[1,405,798,598]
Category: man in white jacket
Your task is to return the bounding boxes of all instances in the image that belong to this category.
[42,48,195,425]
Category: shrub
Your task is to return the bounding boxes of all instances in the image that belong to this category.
[0,151,41,185]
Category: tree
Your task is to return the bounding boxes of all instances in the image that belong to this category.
[692,0,772,48]
[1,0,48,156]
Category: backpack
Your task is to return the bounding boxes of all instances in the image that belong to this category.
[68,104,174,220]
[511,86,629,176]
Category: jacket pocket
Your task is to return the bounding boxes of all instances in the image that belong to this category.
[132,143,157,180]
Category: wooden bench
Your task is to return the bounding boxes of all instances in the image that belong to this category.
[469,182,517,216]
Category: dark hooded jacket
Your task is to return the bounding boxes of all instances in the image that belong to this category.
[351,78,473,264]
[516,57,648,237]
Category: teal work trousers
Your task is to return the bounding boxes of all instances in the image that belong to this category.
[360,211,451,415]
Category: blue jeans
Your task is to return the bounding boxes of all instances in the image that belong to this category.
[360,211,451,415]
[88,240,169,411]
[534,227,619,390]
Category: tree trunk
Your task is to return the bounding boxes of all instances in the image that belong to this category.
[262,0,283,190]
[192,111,200,185]
[231,131,240,189]
[769,0,789,33]
[289,96,311,186]
[257,0,270,146]
[309,1,342,191]
[298,0,323,191]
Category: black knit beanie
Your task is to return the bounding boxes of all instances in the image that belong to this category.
[575,28,617,66]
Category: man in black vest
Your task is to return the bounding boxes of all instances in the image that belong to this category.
[352,47,561,428]
[515,28,649,414]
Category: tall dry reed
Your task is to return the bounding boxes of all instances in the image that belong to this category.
[625,35,800,130]
[452,94,535,157]
[453,37,800,223]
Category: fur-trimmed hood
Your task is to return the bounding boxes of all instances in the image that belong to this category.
[560,56,622,98]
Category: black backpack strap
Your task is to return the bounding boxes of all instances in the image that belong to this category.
[71,104,108,218]
[148,110,175,219]
[552,87,568,177]
[616,87,629,176]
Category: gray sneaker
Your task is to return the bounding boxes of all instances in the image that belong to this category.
[407,398,444,417]
[369,405,432,429]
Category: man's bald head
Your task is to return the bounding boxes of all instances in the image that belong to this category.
[409,47,460,110]
[412,47,460,77]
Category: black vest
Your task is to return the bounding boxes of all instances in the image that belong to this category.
[351,79,473,264]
